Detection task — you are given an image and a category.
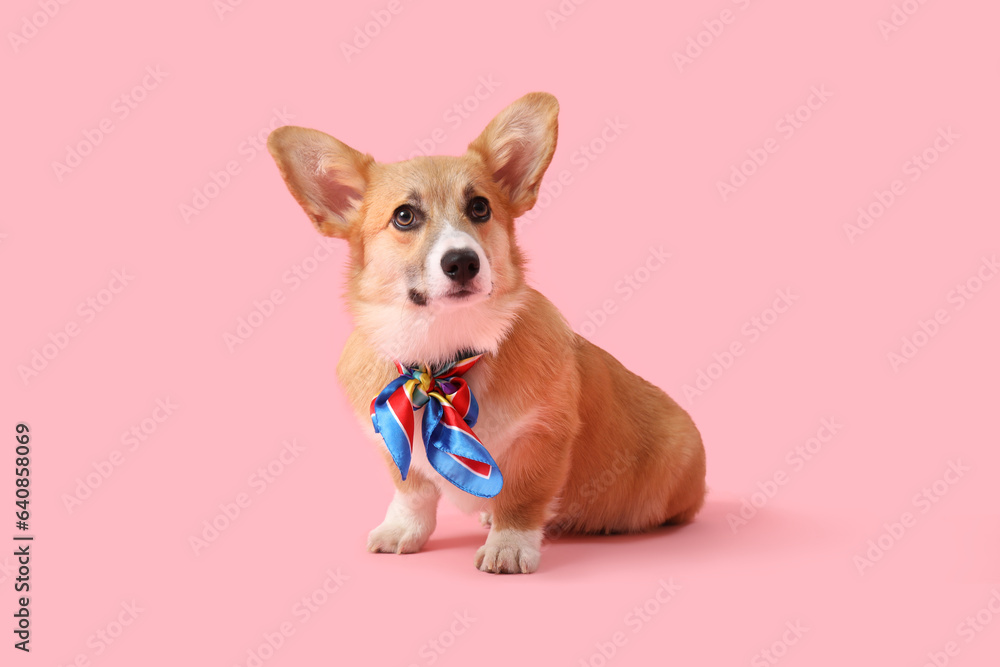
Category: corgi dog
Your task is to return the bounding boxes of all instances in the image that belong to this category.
[267,92,706,574]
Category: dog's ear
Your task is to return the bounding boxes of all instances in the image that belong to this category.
[467,92,559,218]
[267,126,374,238]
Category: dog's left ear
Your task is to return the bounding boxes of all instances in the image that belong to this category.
[467,92,559,218]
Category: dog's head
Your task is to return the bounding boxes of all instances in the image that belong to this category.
[267,92,559,366]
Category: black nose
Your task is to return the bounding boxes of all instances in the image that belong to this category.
[441,248,480,285]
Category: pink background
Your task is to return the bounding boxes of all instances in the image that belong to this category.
[3,0,999,665]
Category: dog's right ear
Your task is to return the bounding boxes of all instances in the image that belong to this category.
[267,126,373,238]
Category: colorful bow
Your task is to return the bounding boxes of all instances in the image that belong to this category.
[369,354,503,498]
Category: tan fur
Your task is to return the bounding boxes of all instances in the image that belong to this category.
[268,92,706,573]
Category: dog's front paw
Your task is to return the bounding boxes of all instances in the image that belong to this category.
[474,528,542,574]
[367,517,433,555]
[367,489,438,555]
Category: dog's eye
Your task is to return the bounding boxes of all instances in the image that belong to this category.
[468,197,491,223]
[392,206,416,229]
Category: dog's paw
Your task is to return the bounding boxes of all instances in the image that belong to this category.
[474,528,542,574]
[367,517,433,555]
[367,489,438,555]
